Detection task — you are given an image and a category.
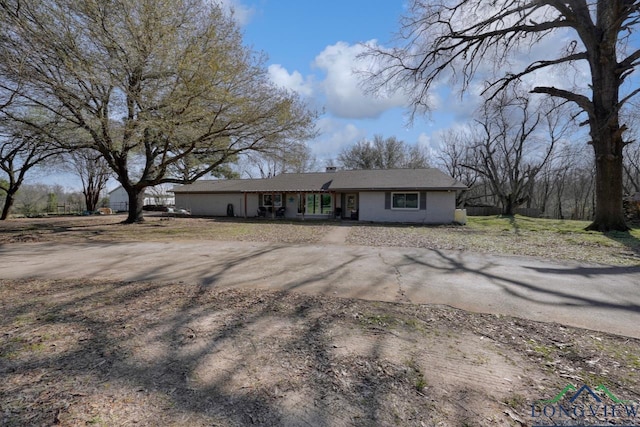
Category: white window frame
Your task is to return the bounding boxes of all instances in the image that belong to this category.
[391,192,419,210]
[263,193,282,207]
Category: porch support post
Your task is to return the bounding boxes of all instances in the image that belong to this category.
[301,192,305,221]
[243,192,247,218]
[271,191,275,219]
[332,192,337,219]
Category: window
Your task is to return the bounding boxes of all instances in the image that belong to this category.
[392,192,419,209]
[298,193,332,214]
[263,194,282,207]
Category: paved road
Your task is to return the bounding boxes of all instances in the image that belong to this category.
[1,240,639,339]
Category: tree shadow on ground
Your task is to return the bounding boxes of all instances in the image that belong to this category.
[4,242,640,425]
[602,224,640,260]
[403,249,640,315]
[0,276,436,426]
[5,278,637,426]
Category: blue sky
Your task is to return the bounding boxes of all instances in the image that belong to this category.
[226,0,464,165]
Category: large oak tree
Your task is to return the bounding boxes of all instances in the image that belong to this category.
[0,0,316,222]
[365,0,640,231]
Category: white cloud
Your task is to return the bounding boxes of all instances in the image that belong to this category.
[313,41,407,119]
[413,132,440,164]
[417,133,432,149]
[309,118,367,160]
[267,64,314,97]
[214,0,254,27]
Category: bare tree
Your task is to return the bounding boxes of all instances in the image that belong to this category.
[242,141,318,178]
[339,135,430,170]
[435,128,480,206]
[67,149,111,212]
[145,184,174,207]
[461,89,561,215]
[624,142,640,194]
[0,0,316,223]
[0,116,64,219]
[364,0,640,230]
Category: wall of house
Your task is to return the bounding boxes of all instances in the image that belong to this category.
[175,193,259,217]
[109,186,175,212]
[358,191,455,223]
[283,193,298,219]
[108,187,129,212]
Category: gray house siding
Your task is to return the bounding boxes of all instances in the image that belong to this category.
[177,193,259,217]
[425,192,456,223]
[358,191,455,223]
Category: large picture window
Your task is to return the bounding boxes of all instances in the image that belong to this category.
[298,193,332,214]
[392,192,419,209]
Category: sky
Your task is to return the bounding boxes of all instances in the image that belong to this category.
[230,0,458,164]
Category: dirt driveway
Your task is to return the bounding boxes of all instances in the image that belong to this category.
[1,239,639,339]
[2,221,640,426]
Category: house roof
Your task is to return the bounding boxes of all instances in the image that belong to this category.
[172,168,467,194]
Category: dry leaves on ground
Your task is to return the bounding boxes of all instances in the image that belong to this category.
[1,279,639,426]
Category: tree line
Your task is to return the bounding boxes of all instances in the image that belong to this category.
[334,89,640,221]
[0,182,98,218]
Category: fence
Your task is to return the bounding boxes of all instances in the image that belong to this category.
[465,206,541,218]
[109,202,128,212]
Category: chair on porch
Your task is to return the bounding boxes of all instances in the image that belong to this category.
[275,207,286,218]
[257,206,267,217]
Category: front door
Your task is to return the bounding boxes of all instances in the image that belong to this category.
[345,193,358,219]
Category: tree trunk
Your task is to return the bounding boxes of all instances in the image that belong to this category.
[501,194,515,216]
[1,191,16,220]
[124,187,145,223]
[586,142,628,231]
[84,189,100,212]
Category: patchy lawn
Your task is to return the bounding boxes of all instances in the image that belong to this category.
[0,215,333,245]
[347,216,640,266]
[1,214,639,266]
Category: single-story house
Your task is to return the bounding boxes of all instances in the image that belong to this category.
[172,168,466,224]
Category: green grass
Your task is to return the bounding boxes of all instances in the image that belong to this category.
[349,215,640,265]
[526,339,554,360]
[465,215,640,265]
[468,215,640,236]
[358,313,397,328]
[404,358,428,392]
